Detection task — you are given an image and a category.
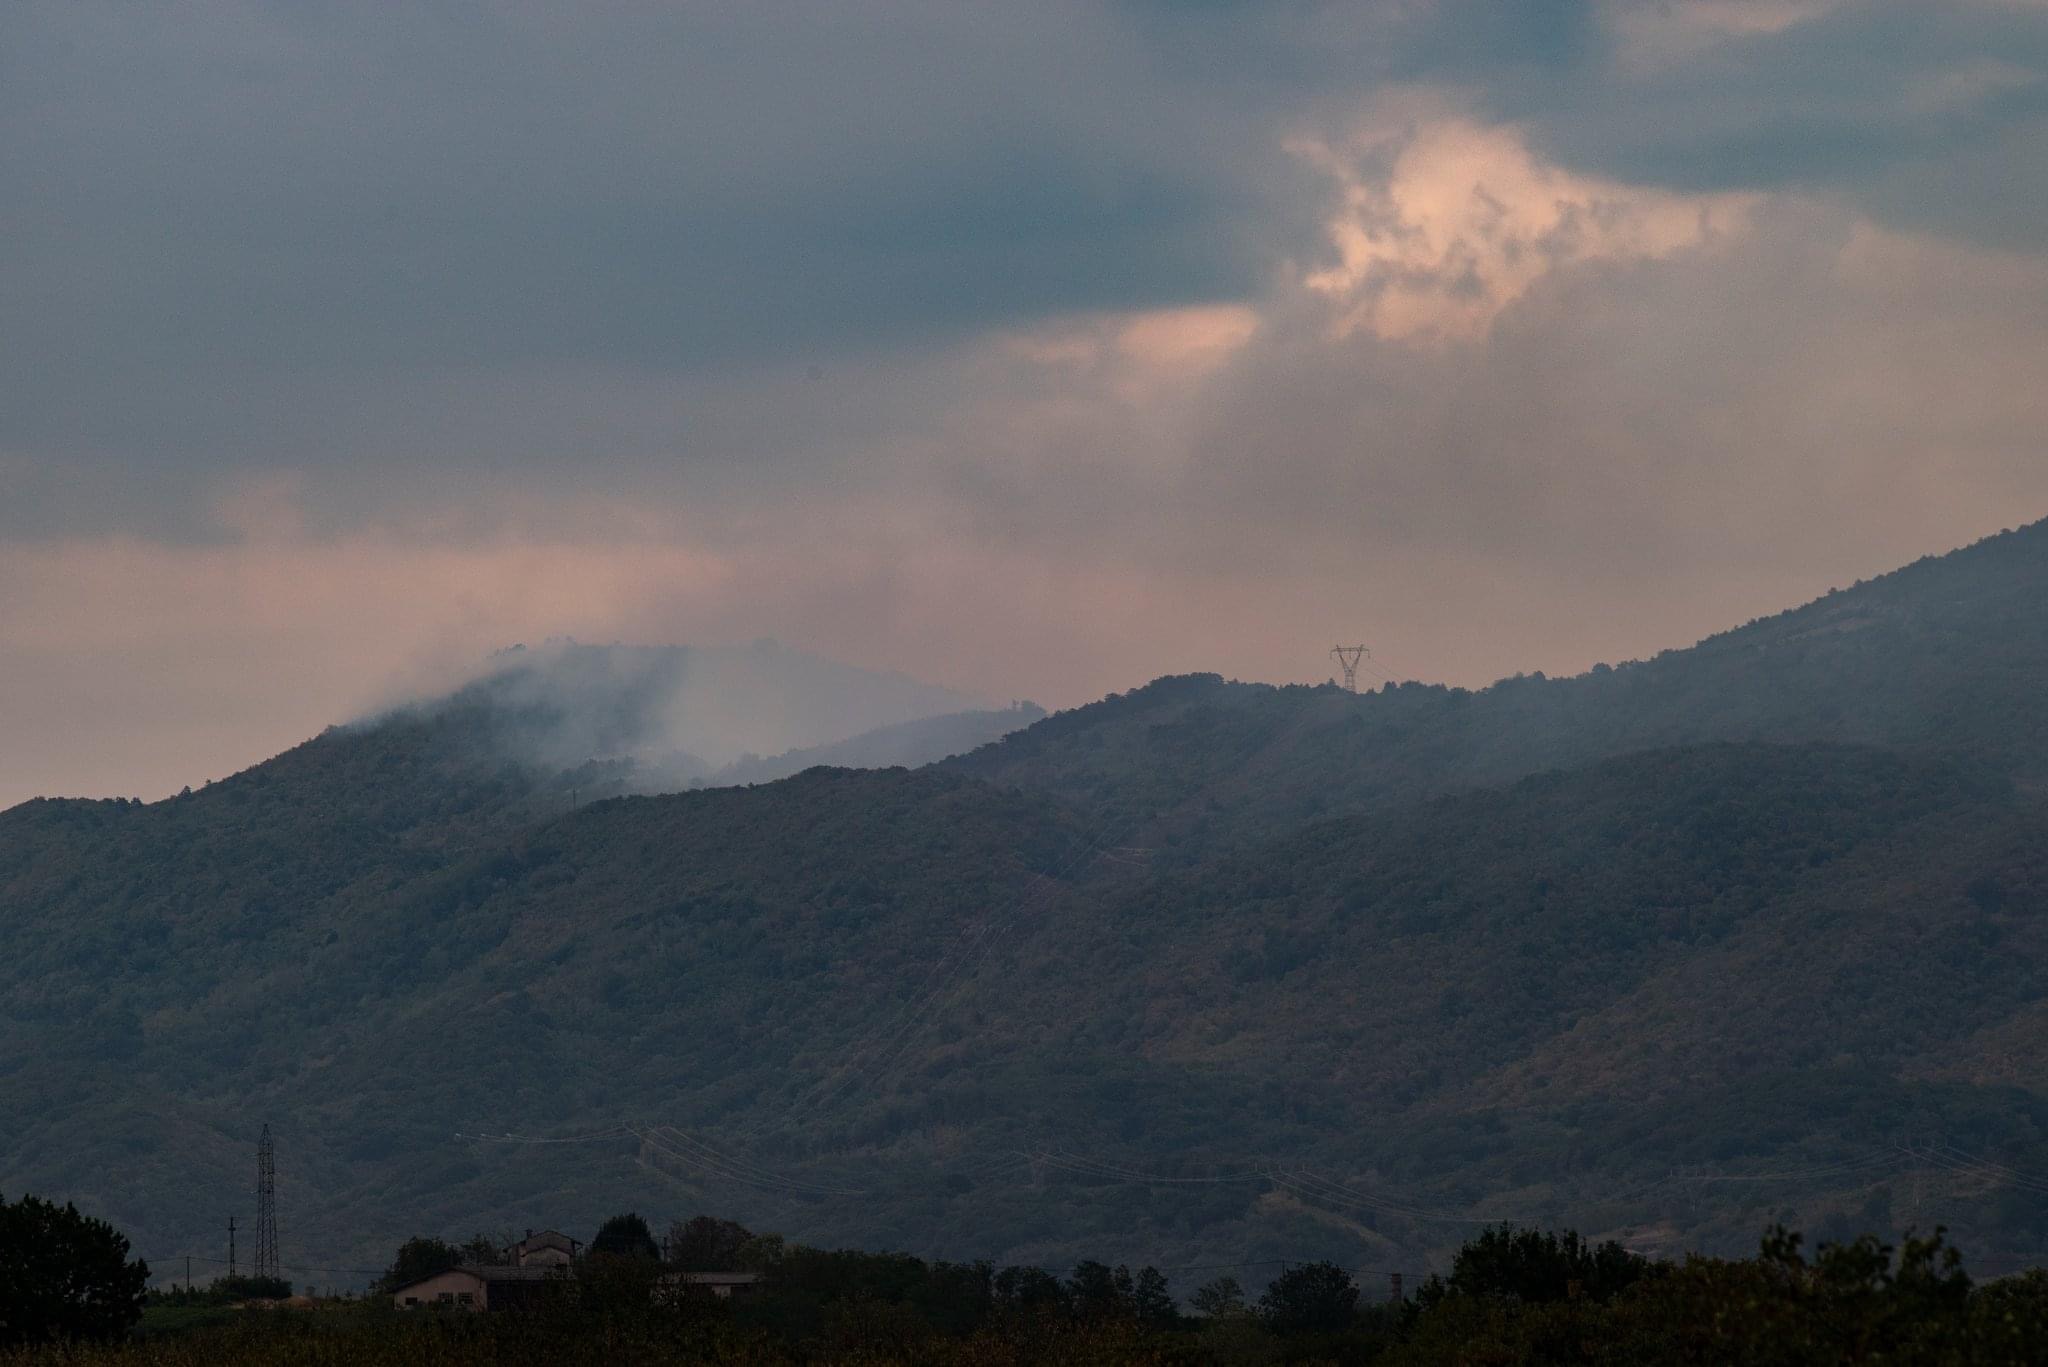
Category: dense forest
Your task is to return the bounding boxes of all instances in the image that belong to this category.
[7,522,2048,1285]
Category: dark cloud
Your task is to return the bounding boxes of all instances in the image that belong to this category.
[6,0,2044,490]
[1482,1,2048,248]
[1395,0,1606,77]
[0,2,1299,476]
[7,1,2048,806]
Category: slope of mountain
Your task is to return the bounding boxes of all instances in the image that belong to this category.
[418,638,981,776]
[8,521,2048,1284]
[945,520,2048,849]
[0,767,1085,1274]
[705,705,1047,788]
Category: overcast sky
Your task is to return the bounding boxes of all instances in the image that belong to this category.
[6,0,2048,804]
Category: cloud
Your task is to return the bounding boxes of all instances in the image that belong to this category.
[1492,0,2048,250]
[1292,110,1755,343]
[0,1,1294,481]
[7,3,2048,803]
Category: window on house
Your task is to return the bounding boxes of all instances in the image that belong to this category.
[404,1297,419,1306]
[456,1292,474,1306]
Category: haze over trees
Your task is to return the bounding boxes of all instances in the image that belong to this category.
[8,523,2048,1280]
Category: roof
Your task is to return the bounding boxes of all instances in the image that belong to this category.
[388,1263,571,1294]
[470,1264,572,1282]
[389,1266,486,1295]
[516,1229,577,1248]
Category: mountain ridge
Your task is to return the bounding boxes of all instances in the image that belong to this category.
[8,519,2048,1281]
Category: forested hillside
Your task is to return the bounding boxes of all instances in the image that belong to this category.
[946,519,2048,850]
[7,523,2048,1284]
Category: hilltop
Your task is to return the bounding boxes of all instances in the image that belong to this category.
[947,519,2048,848]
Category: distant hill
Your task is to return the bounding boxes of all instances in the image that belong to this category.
[8,521,2048,1284]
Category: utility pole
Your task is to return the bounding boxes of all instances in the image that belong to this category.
[255,1125,279,1281]
[228,1216,237,1279]
[1331,645,1369,693]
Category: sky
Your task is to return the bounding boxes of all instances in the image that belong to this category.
[5,0,2048,805]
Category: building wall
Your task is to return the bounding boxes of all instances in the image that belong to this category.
[514,1232,577,1266]
[517,1244,573,1267]
[392,1269,487,1311]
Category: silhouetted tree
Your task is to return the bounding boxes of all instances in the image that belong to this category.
[1066,1260,1125,1319]
[1130,1266,1176,1326]
[459,1233,508,1267]
[1418,1223,1659,1307]
[993,1265,1065,1315]
[1190,1275,1246,1318]
[664,1214,753,1270]
[378,1236,460,1293]
[0,1192,149,1346]
[590,1212,659,1260]
[1259,1261,1358,1335]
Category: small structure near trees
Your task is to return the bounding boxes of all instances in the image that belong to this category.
[388,1263,571,1311]
[386,1219,758,1311]
[510,1229,580,1267]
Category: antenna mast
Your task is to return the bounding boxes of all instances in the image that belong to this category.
[255,1125,279,1281]
[1330,644,1369,693]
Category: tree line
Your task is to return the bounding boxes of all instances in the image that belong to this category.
[15,1191,2048,1362]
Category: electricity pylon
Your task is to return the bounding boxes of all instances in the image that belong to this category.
[255,1125,278,1280]
[1331,645,1369,693]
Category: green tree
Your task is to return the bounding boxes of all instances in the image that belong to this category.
[0,1192,149,1346]
[590,1212,660,1260]
[378,1236,460,1292]
[1259,1261,1358,1335]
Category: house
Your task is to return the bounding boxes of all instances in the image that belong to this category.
[511,1228,581,1266]
[390,1263,570,1312]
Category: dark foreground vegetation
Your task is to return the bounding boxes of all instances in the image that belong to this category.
[12,1200,2048,1365]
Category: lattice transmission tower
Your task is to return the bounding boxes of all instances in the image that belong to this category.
[255,1125,279,1280]
[1330,644,1369,693]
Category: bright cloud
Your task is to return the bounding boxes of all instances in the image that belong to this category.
[1295,116,1757,344]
